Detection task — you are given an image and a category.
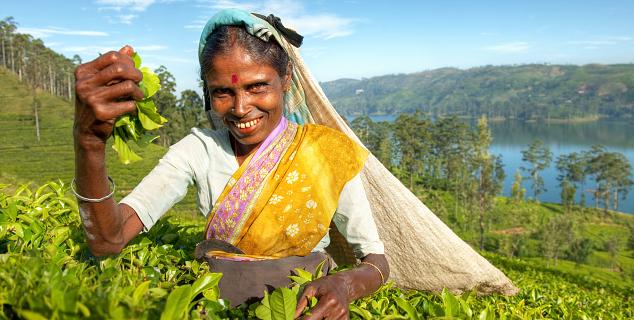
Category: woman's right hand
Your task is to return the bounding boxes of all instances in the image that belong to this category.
[73,45,144,149]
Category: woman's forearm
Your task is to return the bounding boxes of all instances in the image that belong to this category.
[340,253,390,301]
[74,140,126,256]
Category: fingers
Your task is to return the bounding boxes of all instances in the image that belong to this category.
[302,296,348,320]
[99,80,145,101]
[85,62,143,88]
[119,45,135,57]
[90,100,137,122]
[298,284,349,320]
[295,286,316,319]
[75,50,137,82]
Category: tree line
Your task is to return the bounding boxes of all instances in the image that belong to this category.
[351,114,634,256]
[516,140,634,213]
[0,17,79,100]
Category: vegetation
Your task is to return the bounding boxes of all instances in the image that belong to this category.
[1,21,633,318]
[1,182,632,319]
[112,51,167,164]
[0,17,79,101]
[322,64,634,121]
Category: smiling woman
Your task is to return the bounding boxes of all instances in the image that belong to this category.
[72,7,518,319]
[72,8,389,319]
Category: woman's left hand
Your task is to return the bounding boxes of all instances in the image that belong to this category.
[294,273,351,320]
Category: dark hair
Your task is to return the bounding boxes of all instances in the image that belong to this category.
[200,25,290,80]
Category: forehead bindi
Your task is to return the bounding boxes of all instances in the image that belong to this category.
[231,74,238,84]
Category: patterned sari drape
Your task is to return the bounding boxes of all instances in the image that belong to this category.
[203,122,368,261]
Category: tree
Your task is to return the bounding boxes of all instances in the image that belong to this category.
[586,146,634,212]
[521,139,552,201]
[560,179,576,213]
[556,152,588,207]
[177,89,206,134]
[393,112,430,190]
[153,65,178,147]
[566,238,593,264]
[540,214,574,266]
[510,170,525,202]
[471,116,505,250]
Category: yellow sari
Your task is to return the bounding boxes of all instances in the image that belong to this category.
[203,121,368,260]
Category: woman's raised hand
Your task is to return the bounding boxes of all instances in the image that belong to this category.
[73,45,144,147]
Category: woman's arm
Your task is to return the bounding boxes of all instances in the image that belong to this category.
[74,46,145,256]
[295,253,389,319]
[295,173,389,319]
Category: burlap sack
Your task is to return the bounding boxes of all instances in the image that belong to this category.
[284,44,518,295]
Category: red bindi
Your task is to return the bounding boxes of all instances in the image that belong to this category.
[231,74,238,84]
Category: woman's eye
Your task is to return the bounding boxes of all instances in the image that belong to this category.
[249,83,268,93]
[212,88,231,97]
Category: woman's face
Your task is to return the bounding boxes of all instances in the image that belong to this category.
[205,45,290,152]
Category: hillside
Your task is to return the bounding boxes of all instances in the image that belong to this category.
[0,67,199,215]
[321,64,634,120]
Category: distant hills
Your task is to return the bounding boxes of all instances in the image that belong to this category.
[320,64,634,121]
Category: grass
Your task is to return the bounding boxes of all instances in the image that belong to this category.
[0,67,199,216]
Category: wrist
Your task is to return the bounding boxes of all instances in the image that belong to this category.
[74,133,107,153]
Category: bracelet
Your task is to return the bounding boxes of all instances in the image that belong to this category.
[71,176,116,203]
[359,261,385,285]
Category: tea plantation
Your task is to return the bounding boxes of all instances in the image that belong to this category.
[1,68,633,319]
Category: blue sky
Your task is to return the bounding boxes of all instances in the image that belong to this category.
[3,0,634,93]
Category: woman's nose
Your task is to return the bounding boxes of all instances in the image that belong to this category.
[232,92,250,117]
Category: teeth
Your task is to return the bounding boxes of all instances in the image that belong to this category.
[235,118,260,129]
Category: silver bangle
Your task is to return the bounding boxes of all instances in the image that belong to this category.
[71,176,116,203]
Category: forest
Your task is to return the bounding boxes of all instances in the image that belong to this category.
[321,64,634,121]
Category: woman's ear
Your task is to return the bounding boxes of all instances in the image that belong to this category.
[282,62,292,92]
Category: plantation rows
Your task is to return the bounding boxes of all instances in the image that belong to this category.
[1,182,632,319]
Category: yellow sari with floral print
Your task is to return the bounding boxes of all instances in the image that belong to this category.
[203,120,368,260]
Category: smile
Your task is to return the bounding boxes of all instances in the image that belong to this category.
[232,117,262,129]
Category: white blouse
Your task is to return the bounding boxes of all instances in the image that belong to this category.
[120,127,384,258]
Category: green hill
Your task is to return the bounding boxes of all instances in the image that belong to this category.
[0,67,198,215]
[321,64,634,121]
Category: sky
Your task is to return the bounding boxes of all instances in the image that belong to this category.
[3,0,634,94]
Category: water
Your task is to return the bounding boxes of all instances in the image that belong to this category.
[348,115,634,214]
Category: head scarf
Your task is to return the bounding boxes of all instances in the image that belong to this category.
[198,8,312,126]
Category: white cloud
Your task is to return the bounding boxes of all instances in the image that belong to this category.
[482,42,530,53]
[117,14,138,24]
[60,45,118,54]
[286,14,354,39]
[96,0,156,12]
[96,0,179,24]
[17,27,109,38]
[192,0,355,39]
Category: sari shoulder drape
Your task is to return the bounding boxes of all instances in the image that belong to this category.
[204,123,368,260]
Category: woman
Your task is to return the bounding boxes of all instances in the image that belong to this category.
[73,8,389,319]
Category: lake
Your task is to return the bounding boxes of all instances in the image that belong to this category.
[348,115,634,214]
